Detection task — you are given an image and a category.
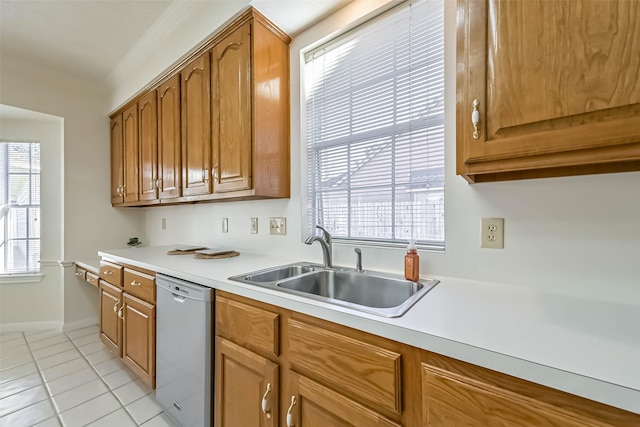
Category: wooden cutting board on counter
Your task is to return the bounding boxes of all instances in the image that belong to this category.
[193,250,240,259]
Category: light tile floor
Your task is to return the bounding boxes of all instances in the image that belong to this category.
[0,327,178,427]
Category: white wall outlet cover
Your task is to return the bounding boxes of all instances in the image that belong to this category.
[481,218,504,249]
[222,218,228,233]
[250,217,258,234]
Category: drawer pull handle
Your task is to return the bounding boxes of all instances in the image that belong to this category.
[130,280,142,286]
[261,383,272,419]
[104,270,113,275]
[471,99,480,139]
[75,272,84,276]
[286,395,296,427]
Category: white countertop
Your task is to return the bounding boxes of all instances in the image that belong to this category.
[98,245,640,414]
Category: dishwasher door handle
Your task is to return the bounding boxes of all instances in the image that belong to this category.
[171,293,186,302]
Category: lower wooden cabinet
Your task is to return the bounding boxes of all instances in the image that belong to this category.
[98,259,157,389]
[99,280,122,355]
[122,293,156,388]
[288,372,400,427]
[215,337,279,427]
[215,291,640,427]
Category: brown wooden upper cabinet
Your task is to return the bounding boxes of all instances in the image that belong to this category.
[108,8,290,206]
[110,116,124,205]
[456,0,640,183]
[181,52,212,197]
[157,75,182,200]
[139,90,158,202]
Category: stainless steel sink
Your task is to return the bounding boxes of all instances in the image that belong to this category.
[242,265,316,282]
[228,263,439,317]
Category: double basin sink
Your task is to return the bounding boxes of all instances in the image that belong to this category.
[229,262,439,317]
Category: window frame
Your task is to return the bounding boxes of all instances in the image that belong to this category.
[0,141,41,275]
[300,0,445,251]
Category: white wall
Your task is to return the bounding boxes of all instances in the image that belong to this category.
[0,56,145,329]
[0,116,64,328]
[117,0,638,305]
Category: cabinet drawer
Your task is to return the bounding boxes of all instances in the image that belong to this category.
[100,261,123,286]
[216,296,279,359]
[123,268,155,304]
[74,266,86,280]
[85,272,99,288]
[288,318,402,416]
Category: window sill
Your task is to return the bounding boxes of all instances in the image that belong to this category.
[0,273,43,284]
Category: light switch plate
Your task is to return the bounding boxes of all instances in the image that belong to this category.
[269,217,287,235]
[222,218,228,233]
[250,218,258,234]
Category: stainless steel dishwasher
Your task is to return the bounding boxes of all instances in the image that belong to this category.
[156,274,213,427]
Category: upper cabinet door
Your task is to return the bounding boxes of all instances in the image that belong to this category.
[157,75,182,200]
[138,91,158,202]
[456,0,640,183]
[122,104,140,202]
[181,52,212,197]
[212,22,252,193]
[110,116,124,205]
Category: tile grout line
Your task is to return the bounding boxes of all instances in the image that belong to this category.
[62,328,138,426]
[19,330,61,426]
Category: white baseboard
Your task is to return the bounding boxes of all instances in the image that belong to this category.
[63,317,98,333]
[0,320,63,333]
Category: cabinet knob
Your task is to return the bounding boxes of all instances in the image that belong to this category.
[261,382,272,419]
[472,99,480,139]
[286,395,296,427]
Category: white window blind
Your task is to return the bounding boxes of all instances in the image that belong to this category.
[304,0,445,248]
[0,142,41,274]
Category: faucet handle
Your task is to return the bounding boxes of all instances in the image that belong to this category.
[354,247,363,273]
[315,225,332,245]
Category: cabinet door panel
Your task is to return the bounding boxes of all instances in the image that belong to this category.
[181,52,212,196]
[122,104,140,202]
[457,0,640,181]
[139,91,158,201]
[99,280,122,357]
[158,75,182,199]
[288,372,400,427]
[122,293,155,388]
[421,363,597,427]
[110,116,124,205]
[215,337,278,427]
[212,22,252,193]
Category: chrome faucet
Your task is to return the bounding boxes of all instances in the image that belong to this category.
[305,225,333,268]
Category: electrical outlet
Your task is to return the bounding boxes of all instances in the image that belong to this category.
[481,218,504,249]
[222,218,228,233]
[250,217,258,234]
[161,218,166,230]
[269,217,287,235]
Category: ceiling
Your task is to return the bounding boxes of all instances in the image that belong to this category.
[0,0,352,86]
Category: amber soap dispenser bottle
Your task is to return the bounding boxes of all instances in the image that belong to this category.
[404,240,420,282]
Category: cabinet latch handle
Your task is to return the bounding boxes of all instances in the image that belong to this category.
[261,382,272,419]
[472,99,480,139]
[286,395,297,427]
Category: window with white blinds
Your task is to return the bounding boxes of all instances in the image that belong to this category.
[0,142,40,274]
[304,0,445,249]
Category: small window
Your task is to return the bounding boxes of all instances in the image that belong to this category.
[303,0,445,249]
[0,142,41,274]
